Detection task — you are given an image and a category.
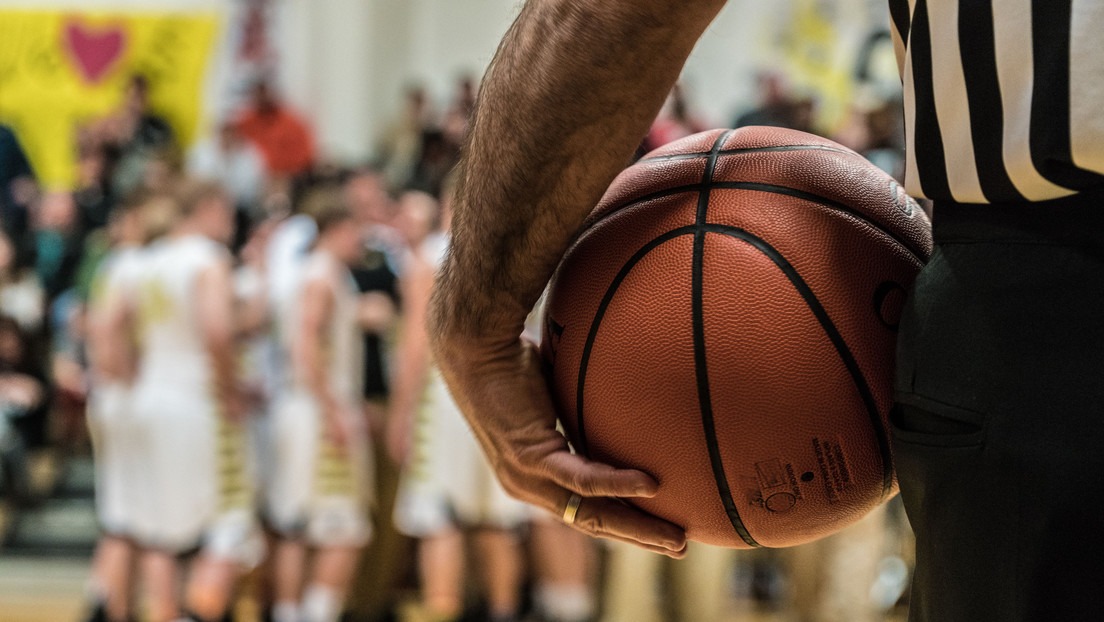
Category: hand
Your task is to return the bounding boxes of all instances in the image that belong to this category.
[386,406,414,466]
[430,332,687,558]
[323,403,361,451]
[357,292,397,333]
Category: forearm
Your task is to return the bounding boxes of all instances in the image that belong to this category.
[433,0,725,347]
[205,332,240,415]
[296,331,339,414]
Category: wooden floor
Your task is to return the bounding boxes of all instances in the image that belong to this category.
[0,555,907,622]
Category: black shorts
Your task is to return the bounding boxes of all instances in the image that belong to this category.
[894,192,1104,622]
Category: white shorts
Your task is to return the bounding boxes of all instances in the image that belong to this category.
[394,372,531,537]
[266,390,373,548]
[129,385,263,565]
[87,384,141,537]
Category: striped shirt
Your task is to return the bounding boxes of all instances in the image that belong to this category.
[891,0,1104,204]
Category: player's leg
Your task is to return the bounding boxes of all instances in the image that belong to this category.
[786,506,885,622]
[418,527,465,620]
[472,527,523,622]
[141,549,181,622]
[87,536,135,622]
[184,413,261,620]
[529,518,596,622]
[271,538,307,622]
[185,555,238,622]
[267,392,320,622]
[302,545,360,622]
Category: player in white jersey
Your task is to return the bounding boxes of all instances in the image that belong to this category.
[267,189,373,622]
[84,193,158,622]
[130,181,261,622]
[389,188,529,622]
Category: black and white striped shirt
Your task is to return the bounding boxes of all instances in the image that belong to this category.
[890,0,1104,204]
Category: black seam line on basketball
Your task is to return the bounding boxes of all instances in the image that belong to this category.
[588,182,924,265]
[701,223,895,498]
[696,131,733,225]
[638,144,857,164]
[693,130,761,548]
[574,228,696,459]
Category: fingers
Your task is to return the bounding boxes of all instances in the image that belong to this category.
[566,493,686,554]
[540,451,659,498]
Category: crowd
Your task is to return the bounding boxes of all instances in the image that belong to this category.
[0,68,910,622]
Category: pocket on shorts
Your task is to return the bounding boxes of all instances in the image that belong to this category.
[890,393,987,448]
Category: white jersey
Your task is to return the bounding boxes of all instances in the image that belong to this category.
[134,234,228,391]
[267,248,372,547]
[394,233,530,536]
[128,234,261,560]
[87,245,145,392]
[284,249,364,404]
[86,245,145,536]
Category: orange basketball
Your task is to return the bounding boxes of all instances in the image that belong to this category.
[541,127,932,548]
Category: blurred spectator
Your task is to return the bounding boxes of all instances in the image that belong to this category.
[442,75,477,150]
[0,229,45,334]
[378,86,433,190]
[0,315,48,503]
[408,130,455,198]
[72,141,114,232]
[0,124,36,238]
[237,79,316,179]
[861,98,906,181]
[33,192,84,300]
[90,74,177,198]
[188,121,267,217]
[644,83,709,151]
[732,71,815,132]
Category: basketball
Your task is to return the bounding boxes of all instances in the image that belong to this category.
[541,127,933,548]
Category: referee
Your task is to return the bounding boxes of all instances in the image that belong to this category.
[429,1,1104,620]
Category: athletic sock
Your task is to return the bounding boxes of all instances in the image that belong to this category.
[301,584,340,622]
[271,601,300,622]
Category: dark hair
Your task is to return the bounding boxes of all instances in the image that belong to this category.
[300,186,353,233]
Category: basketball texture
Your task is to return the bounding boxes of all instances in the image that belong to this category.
[541,127,932,548]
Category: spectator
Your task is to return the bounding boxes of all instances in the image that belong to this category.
[0,315,48,503]
[732,71,814,132]
[32,191,84,300]
[72,141,114,232]
[377,86,433,190]
[90,74,177,198]
[0,229,44,334]
[236,79,316,179]
[188,121,267,218]
[644,83,708,151]
[0,124,36,239]
[442,75,477,151]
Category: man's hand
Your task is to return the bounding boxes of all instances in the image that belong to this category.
[433,331,688,557]
[430,0,724,556]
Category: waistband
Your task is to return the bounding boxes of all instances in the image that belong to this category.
[933,187,1104,246]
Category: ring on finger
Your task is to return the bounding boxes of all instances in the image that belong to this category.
[562,493,583,525]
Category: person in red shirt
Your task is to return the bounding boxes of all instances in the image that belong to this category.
[236,80,316,179]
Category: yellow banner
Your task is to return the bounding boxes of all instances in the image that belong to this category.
[0,10,220,188]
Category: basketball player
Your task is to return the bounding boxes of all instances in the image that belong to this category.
[84,194,154,622]
[427,1,1104,621]
[390,187,529,622]
[266,189,373,622]
[130,181,261,622]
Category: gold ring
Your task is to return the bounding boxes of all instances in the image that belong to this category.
[562,493,583,525]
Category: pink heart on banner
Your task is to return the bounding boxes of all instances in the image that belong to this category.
[63,19,127,84]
